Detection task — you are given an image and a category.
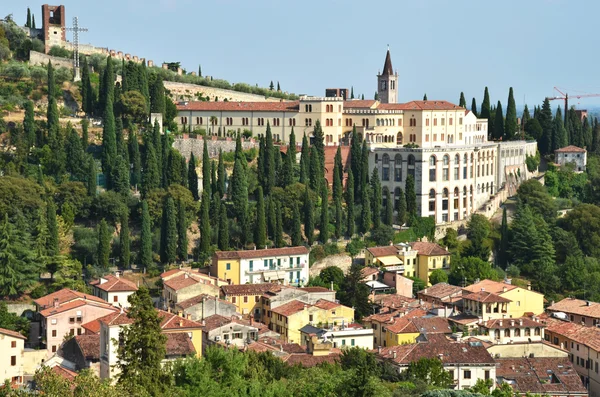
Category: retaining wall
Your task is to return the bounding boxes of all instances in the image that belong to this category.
[29,51,72,69]
[172,136,258,161]
[164,81,283,103]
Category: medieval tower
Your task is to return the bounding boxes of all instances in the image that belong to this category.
[377,48,398,104]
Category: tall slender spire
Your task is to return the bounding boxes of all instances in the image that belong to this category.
[382,48,394,76]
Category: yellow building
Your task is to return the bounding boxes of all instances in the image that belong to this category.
[220,283,285,318]
[384,316,452,347]
[269,299,354,343]
[462,279,544,319]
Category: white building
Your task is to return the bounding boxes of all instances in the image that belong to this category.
[90,274,138,308]
[555,145,587,172]
[299,324,374,351]
[0,328,26,386]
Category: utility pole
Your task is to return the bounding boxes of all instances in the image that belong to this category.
[63,16,88,82]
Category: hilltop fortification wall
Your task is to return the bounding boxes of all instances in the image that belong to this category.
[164,81,283,103]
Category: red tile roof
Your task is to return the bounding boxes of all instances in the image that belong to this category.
[366,245,398,257]
[343,100,378,109]
[379,100,464,111]
[272,300,309,317]
[202,314,235,332]
[175,294,233,310]
[410,317,452,334]
[74,335,100,361]
[221,283,285,296]
[165,333,196,356]
[480,317,544,329]
[98,309,204,330]
[547,298,600,319]
[163,272,220,291]
[34,288,107,309]
[418,283,463,300]
[51,365,77,381]
[81,320,101,334]
[313,300,340,310]
[409,241,450,256]
[214,246,309,260]
[385,317,419,334]
[299,287,331,293]
[463,291,512,303]
[176,101,300,112]
[361,267,379,278]
[39,299,117,318]
[463,279,518,295]
[372,294,417,309]
[90,275,138,292]
[0,327,26,340]
[283,352,340,367]
[555,145,586,153]
[544,317,600,351]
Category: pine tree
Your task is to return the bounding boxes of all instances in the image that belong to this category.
[470,98,478,117]
[152,120,163,186]
[65,126,86,181]
[139,201,153,269]
[320,185,329,243]
[199,190,211,253]
[267,197,276,241]
[119,211,130,268]
[26,8,31,28]
[187,153,199,200]
[277,81,281,92]
[384,189,393,226]
[291,202,302,246]
[370,167,382,229]
[269,81,274,91]
[23,101,35,148]
[0,214,39,297]
[360,185,371,234]
[141,137,159,197]
[81,57,94,116]
[505,87,517,140]
[149,77,165,115]
[112,154,130,195]
[176,199,188,262]
[86,156,97,197]
[46,200,59,256]
[299,135,309,184]
[498,207,508,268]
[274,202,283,248]
[160,197,177,264]
[350,125,362,201]
[218,203,229,251]
[313,120,325,191]
[101,95,117,187]
[522,104,531,132]
[538,98,554,154]
[217,149,225,198]
[346,171,355,237]
[255,187,267,248]
[552,107,568,151]
[396,187,406,226]
[202,140,210,193]
[459,92,466,108]
[129,130,141,189]
[480,87,491,122]
[81,119,89,150]
[493,100,504,140]
[405,174,417,221]
[304,186,314,245]
[97,219,110,269]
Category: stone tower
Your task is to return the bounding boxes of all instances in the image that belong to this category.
[41,4,66,54]
[377,48,398,104]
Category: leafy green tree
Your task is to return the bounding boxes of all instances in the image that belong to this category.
[291,202,302,246]
[320,266,344,289]
[464,214,491,261]
[81,57,95,116]
[111,154,130,195]
[47,200,59,256]
[402,358,453,389]
[218,203,229,250]
[65,126,86,181]
[309,145,320,192]
[304,185,314,245]
[350,125,362,201]
[334,196,343,240]
[149,76,165,115]
[395,187,406,226]
[319,185,329,243]
[255,186,267,248]
[116,287,171,395]
[370,224,394,246]
[0,214,39,298]
[119,211,130,268]
[202,140,210,194]
[264,122,276,195]
[267,197,276,241]
[551,107,568,151]
[280,146,294,188]
[339,263,371,320]
[505,87,517,140]
[313,120,325,189]
[0,302,29,336]
[139,201,153,269]
[449,256,497,286]
[524,118,543,141]
[199,190,211,253]
[370,167,382,229]
[405,174,417,221]
[560,204,600,260]
[493,100,504,140]
[96,219,110,269]
[141,137,159,197]
[429,269,449,285]
[517,179,557,224]
[346,171,355,237]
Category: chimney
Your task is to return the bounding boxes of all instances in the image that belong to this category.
[184,273,189,279]
[587,301,592,307]
[503,286,507,292]
[53,298,59,308]
[330,281,334,291]
[392,351,397,359]
[519,319,523,326]
[201,319,206,326]
[378,346,382,354]
[510,320,514,327]
[187,314,191,320]
[499,320,503,327]
[179,320,183,327]
[527,282,531,291]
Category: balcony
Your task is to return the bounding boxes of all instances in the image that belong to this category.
[246,264,306,275]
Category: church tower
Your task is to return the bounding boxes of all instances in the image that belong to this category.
[377,48,398,104]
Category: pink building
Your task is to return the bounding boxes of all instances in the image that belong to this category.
[382,271,414,298]
[35,289,117,357]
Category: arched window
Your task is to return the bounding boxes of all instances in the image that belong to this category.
[515,328,521,337]
[463,186,468,209]
[429,189,436,212]
[443,155,450,166]
[394,154,403,182]
[397,132,403,145]
[429,156,437,182]
[429,156,436,167]
[442,188,449,212]
[394,187,401,212]
[408,155,415,166]
[382,154,390,181]
[494,330,500,340]
[525,328,531,336]
[504,329,511,337]
[408,155,416,178]
[534,327,540,336]
[377,119,381,127]
[382,187,389,209]
[442,155,450,181]
[382,154,390,165]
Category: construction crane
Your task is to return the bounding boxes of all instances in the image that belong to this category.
[547,87,600,122]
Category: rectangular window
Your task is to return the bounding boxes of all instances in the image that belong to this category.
[244,296,248,303]
[51,330,57,337]
[226,263,231,270]
[443,169,449,181]
[342,339,346,346]
[454,168,459,180]
[425,134,429,142]
[255,296,259,302]
[11,341,16,348]
[52,345,57,353]
[463,370,471,379]
[448,370,454,379]
[426,119,430,127]
[442,214,449,222]
[441,118,445,126]
[485,370,490,380]
[232,297,237,303]
[459,118,463,125]
[69,317,75,324]
[434,119,437,126]
[429,169,436,182]
[249,260,253,272]
[394,168,402,182]
[113,296,118,303]
[433,134,437,141]
[11,356,16,366]
[449,118,453,125]
[351,339,355,346]
[382,168,389,181]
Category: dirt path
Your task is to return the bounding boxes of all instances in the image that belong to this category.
[310,254,352,277]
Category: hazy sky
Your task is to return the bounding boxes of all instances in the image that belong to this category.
[7,0,600,108]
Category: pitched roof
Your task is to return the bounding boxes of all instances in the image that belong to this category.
[202,314,235,332]
[547,298,600,318]
[343,100,378,109]
[409,241,450,256]
[39,299,117,318]
[74,335,100,360]
[175,294,233,310]
[51,365,78,381]
[98,309,204,330]
[555,145,586,153]
[299,287,331,293]
[463,291,512,303]
[176,101,300,112]
[379,100,464,111]
[448,314,480,326]
[366,245,398,257]
[410,317,452,334]
[361,267,379,278]
[165,332,196,356]
[385,317,419,334]
[221,283,284,296]
[381,49,394,76]
[480,317,544,329]
[163,274,202,291]
[271,300,309,317]
[34,288,107,309]
[0,327,26,340]
[81,319,101,334]
[463,279,517,295]
[372,294,417,309]
[313,300,341,311]
[418,283,463,300]
[214,246,309,260]
[544,317,600,351]
[90,275,138,292]
[283,352,340,367]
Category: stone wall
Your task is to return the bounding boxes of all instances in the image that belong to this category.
[172,136,258,161]
[29,51,72,69]
[164,81,283,103]
[6,303,36,316]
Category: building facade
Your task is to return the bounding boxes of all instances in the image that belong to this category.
[555,145,587,172]
[0,328,26,386]
[90,274,138,308]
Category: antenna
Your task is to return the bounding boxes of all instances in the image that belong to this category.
[63,16,88,82]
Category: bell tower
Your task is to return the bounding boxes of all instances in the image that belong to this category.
[377,47,398,104]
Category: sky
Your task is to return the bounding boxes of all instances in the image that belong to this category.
[6,0,600,109]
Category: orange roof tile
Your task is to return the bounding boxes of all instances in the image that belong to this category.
[299,287,331,293]
[51,366,77,382]
[313,300,341,310]
[548,298,600,319]
[418,283,463,300]
[214,246,309,260]
[361,267,379,278]
[386,317,419,334]
[366,245,398,257]
[555,145,586,153]
[90,275,138,292]
[34,288,107,308]
[81,319,101,334]
[39,300,117,318]
[272,300,309,317]
[379,100,464,111]
[0,327,26,340]
[176,101,299,112]
[343,100,378,109]
[462,279,517,295]
[463,291,512,303]
[409,241,450,256]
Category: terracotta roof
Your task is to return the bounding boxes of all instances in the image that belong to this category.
[409,241,450,256]
[163,274,201,291]
[160,268,184,279]
[299,287,331,293]
[343,100,378,109]
[34,288,107,309]
[0,327,26,340]
[39,299,117,318]
[418,283,463,300]
[372,294,417,309]
[90,275,138,292]
[98,309,204,330]
[361,267,379,278]
[324,146,350,188]
[547,298,600,319]
[81,320,101,334]
[379,100,464,111]
[462,279,517,295]
[381,49,394,76]
[544,317,600,351]
[175,294,233,310]
[366,246,398,257]
[221,283,284,297]
[480,317,544,329]
[463,291,512,303]
[272,300,309,317]
[214,246,309,260]
[283,352,340,367]
[51,365,77,381]
[313,300,340,310]
[165,333,196,356]
[97,311,134,326]
[74,335,100,360]
[496,357,587,395]
[448,314,480,326]
[555,145,586,153]
[176,101,300,112]
[410,317,452,334]
[202,314,235,332]
[363,307,426,324]
[386,317,419,334]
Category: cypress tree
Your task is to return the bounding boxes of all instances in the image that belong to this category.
[86,156,97,197]
[291,202,302,246]
[217,149,225,198]
[265,122,275,195]
[97,219,110,269]
[309,145,320,192]
[493,100,504,140]
[202,140,210,193]
[288,127,297,164]
[129,129,141,189]
[210,160,217,196]
[569,108,583,148]
[199,190,211,253]
[360,140,369,187]
[218,202,229,250]
[119,211,130,268]
[166,149,181,187]
[274,148,282,187]
[255,187,267,248]
[346,171,355,238]
[139,200,153,270]
[498,207,508,268]
[99,57,114,121]
[505,87,518,140]
[299,135,309,184]
[32,15,36,29]
[231,158,249,243]
[178,156,187,189]
[152,120,163,185]
[112,154,130,195]
[150,77,165,115]
[26,8,31,28]
[280,146,294,187]
[23,101,35,149]
[101,95,117,187]
[334,195,343,240]
[274,202,283,248]
[350,86,355,99]
[583,117,593,149]
[139,62,150,113]
[332,146,342,202]
[480,87,491,122]
[592,118,600,154]
[47,200,59,256]
[160,196,177,264]
[47,60,56,100]
[187,153,199,200]
[161,133,169,187]
[234,132,246,169]
[522,104,531,133]
[320,185,329,243]
[267,197,276,240]
[198,65,202,77]
[277,81,281,92]
[115,117,127,158]
[552,107,568,151]
[350,125,362,201]
[47,63,59,143]
[81,119,89,150]
[313,120,325,191]
[405,174,417,220]
[176,199,188,262]
[141,137,159,197]
[459,92,466,108]
[81,57,94,116]
[360,185,371,233]
[396,187,406,226]
[257,136,266,191]
[538,98,554,154]
[423,93,428,101]
[370,167,382,229]
[470,98,478,117]
[384,189,393,226]
[65,126,86,180]
[304,186,314,245]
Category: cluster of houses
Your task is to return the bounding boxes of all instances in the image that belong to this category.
[2,243,600,397]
